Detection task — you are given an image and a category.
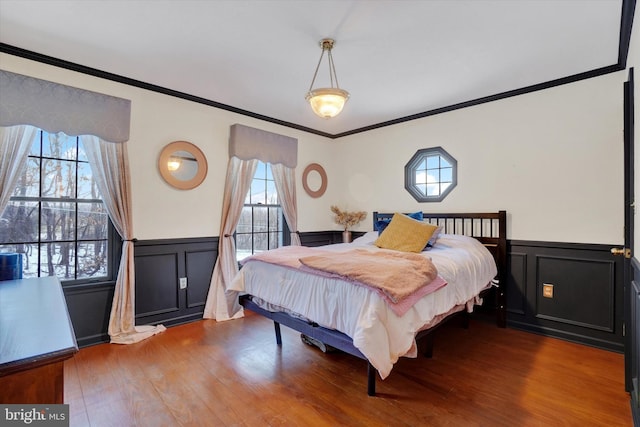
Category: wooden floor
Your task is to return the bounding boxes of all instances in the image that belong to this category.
[64,312,632,427]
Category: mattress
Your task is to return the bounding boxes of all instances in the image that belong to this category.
[229,232,497,379]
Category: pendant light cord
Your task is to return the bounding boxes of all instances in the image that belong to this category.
[308,48,326,92]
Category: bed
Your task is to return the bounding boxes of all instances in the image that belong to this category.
[233,211,507,396]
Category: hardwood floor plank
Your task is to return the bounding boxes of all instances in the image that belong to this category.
[64,313,632,426]
[64,358,91,426]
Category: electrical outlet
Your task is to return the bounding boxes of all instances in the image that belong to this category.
[542,283,553,298]
[179,277,187,289]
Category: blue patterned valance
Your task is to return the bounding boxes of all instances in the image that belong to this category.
[0,70,131,143]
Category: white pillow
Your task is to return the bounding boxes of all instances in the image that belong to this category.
[351,231,378,245]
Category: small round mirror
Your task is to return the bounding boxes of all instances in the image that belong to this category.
[302,163,327,198]
[158,141,207,190]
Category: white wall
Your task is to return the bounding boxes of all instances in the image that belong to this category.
[338,72,626,244]
[0,50,627,245]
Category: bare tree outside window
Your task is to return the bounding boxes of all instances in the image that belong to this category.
[0,130,110,281]
[236,161,283,261]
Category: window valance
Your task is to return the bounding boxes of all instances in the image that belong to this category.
[0,70,131,143]
[229,123,297,168]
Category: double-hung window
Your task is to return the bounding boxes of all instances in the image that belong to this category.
[0,130,114,283]
[235,161,285,261]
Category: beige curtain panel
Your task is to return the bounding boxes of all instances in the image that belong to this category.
[82,135,165,344]
[0,125,39,215]
[203,156,258,320]
[272,163,301,246]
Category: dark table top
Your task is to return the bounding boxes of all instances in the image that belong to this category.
[0,276,78,375]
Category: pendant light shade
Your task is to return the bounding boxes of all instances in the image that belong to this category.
[306,88,350,118]
[306,39,349,119]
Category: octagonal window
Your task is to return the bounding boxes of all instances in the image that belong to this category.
[404,147,457,202]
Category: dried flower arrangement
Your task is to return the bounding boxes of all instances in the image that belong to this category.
[330,205,367,231]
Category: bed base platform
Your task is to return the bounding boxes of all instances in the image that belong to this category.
[240,294,476,396]
[239,294,378,395]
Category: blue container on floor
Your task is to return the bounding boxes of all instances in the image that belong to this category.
[0,253,23,281]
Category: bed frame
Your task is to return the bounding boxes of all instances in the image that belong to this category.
[239,210,507,396]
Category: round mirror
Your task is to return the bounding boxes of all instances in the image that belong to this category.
[302,163,327,198]
[158,141,208,190]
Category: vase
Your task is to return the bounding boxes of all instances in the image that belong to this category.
[342,230,352,243]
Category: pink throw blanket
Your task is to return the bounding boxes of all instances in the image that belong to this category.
[241,246,447,316]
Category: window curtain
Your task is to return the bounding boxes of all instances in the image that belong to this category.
[81,136,166,344]
[271,163,301,246]
[203,157,258,320]
[0,125,39,215]
[203,124,299,320]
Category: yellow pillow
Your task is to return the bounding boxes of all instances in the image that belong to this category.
[374,213,438,253]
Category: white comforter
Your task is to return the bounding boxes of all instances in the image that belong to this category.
[228,232,497,379]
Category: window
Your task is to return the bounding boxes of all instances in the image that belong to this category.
[235,161,285,261]
[404,147,457,202]
[0,130,115,282]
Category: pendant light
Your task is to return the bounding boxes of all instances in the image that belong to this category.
[305,38,350,118]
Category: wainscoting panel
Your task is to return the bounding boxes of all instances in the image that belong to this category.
[300,230,367,247]
[63,283,114,347]
[507,241,624,352]
[507,252,527,316]
[185,249,216,309]
[134,237,218,327]
[535,255,615,332]
[134,253,180,317]
[299,231,334,247]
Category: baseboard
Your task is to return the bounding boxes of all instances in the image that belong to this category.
[76,333,110,348]
[158,312,204,328]
[507,319,624,353]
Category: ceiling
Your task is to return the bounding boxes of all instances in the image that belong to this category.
[0,1,632,138]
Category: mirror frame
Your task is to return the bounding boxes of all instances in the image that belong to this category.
[302,163,327,198]
[158,141,208,190]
